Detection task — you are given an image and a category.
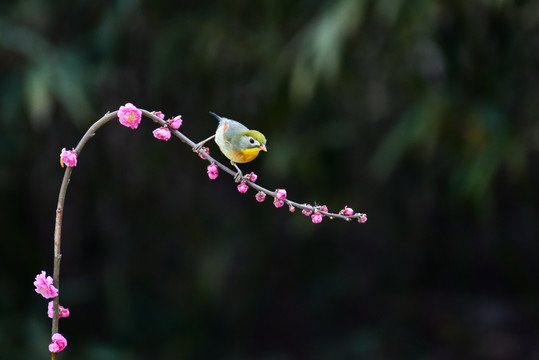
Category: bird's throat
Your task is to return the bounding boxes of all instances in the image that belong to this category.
[236,148,261,163]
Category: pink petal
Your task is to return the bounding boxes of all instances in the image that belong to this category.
[237,182,248,193]
[275,189,287,200]
[255,191,266,202]
[34,271,58,299]
[49,333,67,353]
[152,127,171,141]
[311,213,323,224]
[60,148,77,167]
[207,164,219,180]
[168,115,183,129]
[118,103,142,129]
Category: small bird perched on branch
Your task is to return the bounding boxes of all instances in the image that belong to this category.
[194,112,267,182]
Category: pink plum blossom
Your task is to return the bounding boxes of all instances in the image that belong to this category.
[198,147,210,159]
[255,191,266,202]
[168,115,183,129]
[358,214,367,223]
[118,103,142,129]
[302,205,313,217]
[340,206,354,216]
[246,172,258,182]
[275,188,287,200]
[289,205,295,213]
[273,199,284,208]
[311,212,323,224]
[60,148,77,168]
[48,301,70,319]
[237,181,248,193]
[152,111,165,120]
[49,333,67,353]
[319,205,328,216]
[34,271,58,299]
[207,163,219,180]
[152,126,171,141]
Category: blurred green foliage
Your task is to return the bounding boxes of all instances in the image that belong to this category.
[1,0,539,358]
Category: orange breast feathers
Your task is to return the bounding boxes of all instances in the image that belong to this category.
[234,147,262,163]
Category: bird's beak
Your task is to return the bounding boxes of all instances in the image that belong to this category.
[260,144,267,152]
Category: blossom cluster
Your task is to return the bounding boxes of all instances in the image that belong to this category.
[151,112,183,141]
[225,174,366,223]
[207,168,366,224]
[33,271,68,353]
[117,103,183,142]
[59,104,185,170]
[149,109,182,141]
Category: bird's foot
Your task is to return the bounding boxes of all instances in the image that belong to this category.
[192,135,216,153]
[192,142,204,153]
[234,171,244,183]
[231,162,244,183]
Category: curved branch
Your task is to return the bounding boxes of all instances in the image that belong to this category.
[50,107,366,357]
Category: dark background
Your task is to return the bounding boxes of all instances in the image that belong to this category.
[1,0,539,359]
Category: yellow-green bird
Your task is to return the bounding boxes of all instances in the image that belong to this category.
[195,112,267,182]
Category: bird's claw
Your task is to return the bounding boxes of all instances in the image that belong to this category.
[192,143,202,153]
[193,143,210,160]
[234,171,244,183]
[193,135,216,154]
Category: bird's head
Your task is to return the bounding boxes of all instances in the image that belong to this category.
[238,130,267,152]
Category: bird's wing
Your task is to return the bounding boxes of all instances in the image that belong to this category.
[223,119,249,142]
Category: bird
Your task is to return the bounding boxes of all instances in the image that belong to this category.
[194,112,267,182]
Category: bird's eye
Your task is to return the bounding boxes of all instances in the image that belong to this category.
[249,138,255,144]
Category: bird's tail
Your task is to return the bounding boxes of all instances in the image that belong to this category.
[209,112,221,121]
